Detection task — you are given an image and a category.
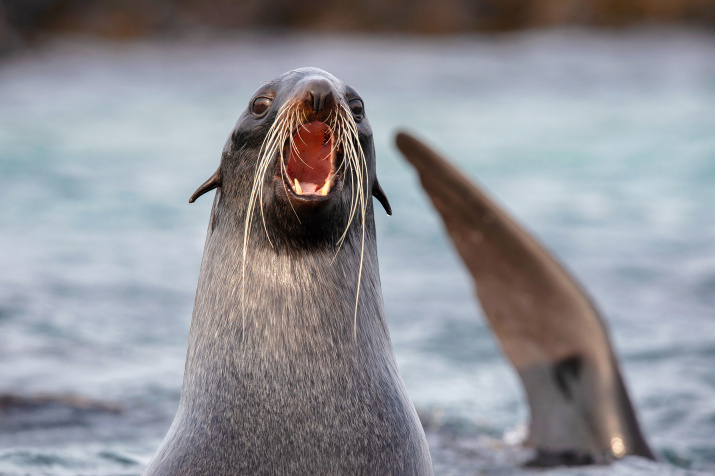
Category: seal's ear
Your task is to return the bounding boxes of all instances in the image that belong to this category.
[372,179,392,216]
[189,168,222,203]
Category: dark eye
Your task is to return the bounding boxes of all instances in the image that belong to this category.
[348,98,364,120]
[251,97,272,117]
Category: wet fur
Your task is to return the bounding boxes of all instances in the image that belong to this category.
[143,69,433,475]
[395,131,654,464]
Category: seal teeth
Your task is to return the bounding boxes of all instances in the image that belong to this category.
[294,178,303,195]
[320,180,330,196]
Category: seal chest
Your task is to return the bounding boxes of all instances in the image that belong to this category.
[144,68,433,476]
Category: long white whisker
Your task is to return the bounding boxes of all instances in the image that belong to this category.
[241,103,295,339]
[240,100,370,344]
[281,108,302,222]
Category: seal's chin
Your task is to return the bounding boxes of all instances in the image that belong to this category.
[277,121,340,203]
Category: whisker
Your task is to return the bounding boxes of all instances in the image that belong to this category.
[241,102,296,339]
[240,100,370,343]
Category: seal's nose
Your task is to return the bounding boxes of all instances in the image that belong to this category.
[301,78,336,113]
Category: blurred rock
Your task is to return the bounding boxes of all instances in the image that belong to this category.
[1,0,715,56]
[0,393,121,432]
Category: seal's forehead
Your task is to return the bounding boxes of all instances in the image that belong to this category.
[250,68,348,99]
[277,67,345,89]
[288,67,339,81]
[247,68,363,110]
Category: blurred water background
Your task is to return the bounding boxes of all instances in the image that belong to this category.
[0,23,714,476]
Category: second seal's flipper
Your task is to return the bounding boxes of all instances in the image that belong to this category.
[395,131,654,465]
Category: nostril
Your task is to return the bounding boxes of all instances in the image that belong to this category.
[310,90,326,112]
[302,78,334,113]
[309,89,330,112]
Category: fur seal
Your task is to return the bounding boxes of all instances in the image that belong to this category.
[144,69,432,475]
[396,131,655,465]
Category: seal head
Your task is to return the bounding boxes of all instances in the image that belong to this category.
[144,69,431,476]
[190,68,391,242]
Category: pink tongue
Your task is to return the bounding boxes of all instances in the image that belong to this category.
[287,122,333,194]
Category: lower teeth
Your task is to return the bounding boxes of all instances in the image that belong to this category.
[320,181,330,196]
[291,178,330,196]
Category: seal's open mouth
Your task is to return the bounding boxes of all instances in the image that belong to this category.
[284,121,336,197]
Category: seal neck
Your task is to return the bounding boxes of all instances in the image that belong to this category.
[185,199,392,369]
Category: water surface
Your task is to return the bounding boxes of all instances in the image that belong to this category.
[0,30,714,475]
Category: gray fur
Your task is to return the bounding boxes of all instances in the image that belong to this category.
[144,69,433,476]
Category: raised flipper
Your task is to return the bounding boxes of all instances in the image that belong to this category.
[395,131,654,465]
